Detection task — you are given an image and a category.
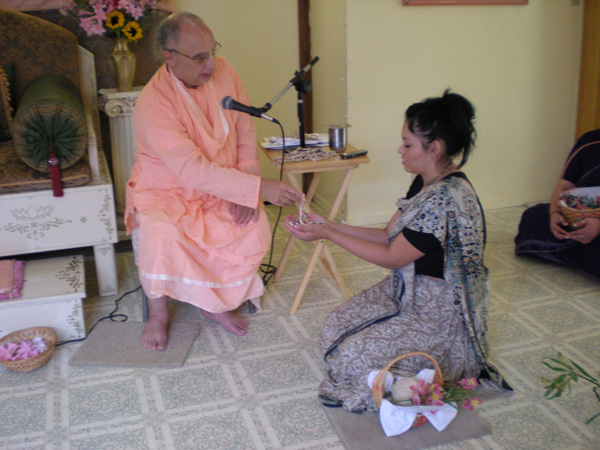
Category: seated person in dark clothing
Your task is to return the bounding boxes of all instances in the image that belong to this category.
[515,129,600,280]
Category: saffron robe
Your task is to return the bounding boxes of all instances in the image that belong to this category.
[125,58,271,313]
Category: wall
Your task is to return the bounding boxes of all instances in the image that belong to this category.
[175,0,302,182]
[174,0,584,225]
[340,0,584,224]
[310,0,348,220]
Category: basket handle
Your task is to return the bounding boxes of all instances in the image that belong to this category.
[372,352,443,408]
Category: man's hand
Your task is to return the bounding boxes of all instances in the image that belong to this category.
[259,179,303,207]
[230,203,259,226]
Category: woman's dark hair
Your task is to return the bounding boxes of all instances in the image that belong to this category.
[405,89,476,168]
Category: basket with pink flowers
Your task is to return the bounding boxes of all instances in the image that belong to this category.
[370,352,482,437]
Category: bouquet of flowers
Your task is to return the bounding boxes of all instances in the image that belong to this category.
[60,0,161,42]
[403,376,482,411]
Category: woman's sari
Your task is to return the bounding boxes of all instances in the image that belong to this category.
[318,175,502,412]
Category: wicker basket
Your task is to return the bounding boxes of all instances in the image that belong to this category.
[559,204,600,224]
[0,327,57,372]
[559,186,600,224]
[372,352,443,428]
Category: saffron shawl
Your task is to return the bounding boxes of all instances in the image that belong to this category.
[125,59,271,312]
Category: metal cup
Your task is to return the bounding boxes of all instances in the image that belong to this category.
[327,124,351,153]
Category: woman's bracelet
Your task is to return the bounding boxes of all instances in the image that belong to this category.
[550,210,561,216]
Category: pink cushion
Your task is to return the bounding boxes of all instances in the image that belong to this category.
[0,259,25,300]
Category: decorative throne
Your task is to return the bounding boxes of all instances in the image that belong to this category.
[0,7,118,296]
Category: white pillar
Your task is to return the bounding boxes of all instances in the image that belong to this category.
[98,87,142,218]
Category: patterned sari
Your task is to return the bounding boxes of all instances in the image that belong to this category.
[319,175,500,412]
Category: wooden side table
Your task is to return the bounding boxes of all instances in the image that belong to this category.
[260,144,370,314]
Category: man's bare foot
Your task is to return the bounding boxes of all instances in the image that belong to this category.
[141,296,169,350]
[201,310,248,335]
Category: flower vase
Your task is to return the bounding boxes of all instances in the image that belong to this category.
[110,37,136,92]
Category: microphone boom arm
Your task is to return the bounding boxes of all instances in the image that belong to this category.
[260,56,319,113]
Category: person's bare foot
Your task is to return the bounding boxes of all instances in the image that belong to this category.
[201,309,248,335]
[141,295,169,350]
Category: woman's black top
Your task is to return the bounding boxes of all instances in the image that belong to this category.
[402,172,470,279]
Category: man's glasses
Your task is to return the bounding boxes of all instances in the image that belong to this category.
[166,42,222,64]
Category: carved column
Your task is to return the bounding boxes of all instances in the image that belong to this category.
[98,87,142,217]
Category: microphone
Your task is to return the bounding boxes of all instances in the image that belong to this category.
[221,96,278,123]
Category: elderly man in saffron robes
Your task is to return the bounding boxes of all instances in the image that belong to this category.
[125,12,303,350]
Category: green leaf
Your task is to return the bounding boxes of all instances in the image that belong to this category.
[593,387,600,403]
[542,361,567,372]
[570,360,596,381]
[545,357,572,370]
[585,411,600,425]
[546,390,563,399]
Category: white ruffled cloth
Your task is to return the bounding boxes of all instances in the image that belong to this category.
[367,369,458,437]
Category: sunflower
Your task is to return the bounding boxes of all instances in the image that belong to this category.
[122,21,143,42]
[106,10,125,30]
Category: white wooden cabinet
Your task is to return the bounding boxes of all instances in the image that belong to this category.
[0,255,86,342]
[0,47,119,297]
[0,151,118,296]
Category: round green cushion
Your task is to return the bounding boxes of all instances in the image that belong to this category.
[12,74,87,173]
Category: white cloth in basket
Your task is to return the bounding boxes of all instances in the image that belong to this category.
[367,368,458,437]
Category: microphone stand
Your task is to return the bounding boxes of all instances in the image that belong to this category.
[260,56,319,150]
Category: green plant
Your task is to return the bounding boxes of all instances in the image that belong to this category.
[542,352,600,424]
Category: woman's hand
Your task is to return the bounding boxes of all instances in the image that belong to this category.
[550,211,571,240]
[282,216,328,242]
[566,217,600,245]
[302,212,326,225]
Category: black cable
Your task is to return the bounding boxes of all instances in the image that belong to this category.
[260,123,287,286]
[55,285,142,346]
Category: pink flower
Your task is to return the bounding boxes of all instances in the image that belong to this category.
[118,0,143,18]
[425,385,444,406]
[91,2,108,20]
[79,15,106,36]
[413,379,427,395]
[59,0,77,13]
[462,397,482,411]
[0,340,42,361]
[0,345,13,361]
[457,377,478,390]
[425,396,444,407]
[429,383,443,395]
[412,393,421,405]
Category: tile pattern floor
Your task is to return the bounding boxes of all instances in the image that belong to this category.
[1,205,600,449]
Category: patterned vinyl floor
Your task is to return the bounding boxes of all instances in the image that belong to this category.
[1,205,599,450]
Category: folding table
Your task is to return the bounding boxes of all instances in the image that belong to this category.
[261,144,370,314]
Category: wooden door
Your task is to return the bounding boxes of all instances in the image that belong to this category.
[576,0,600,138]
